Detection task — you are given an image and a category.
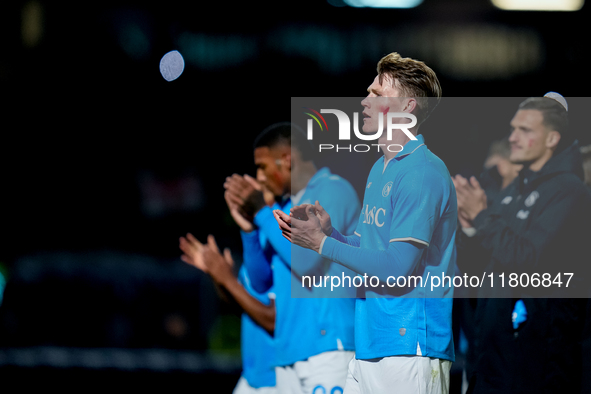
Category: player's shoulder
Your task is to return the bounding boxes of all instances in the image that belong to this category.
[553,172,589,192]
[313,167,357,193]
[541,172,591,205]
[403,144,444,165]
[402,147,451,179]
[388,150,453,198]
[307,169,360,213]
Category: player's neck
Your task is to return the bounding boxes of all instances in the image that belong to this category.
[527,150,554,173]
[291,161,317,195]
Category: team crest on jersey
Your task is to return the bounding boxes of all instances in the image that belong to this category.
[382,181,393,197]
[367,182,372,189]
[524,191,539,207]
[501,196,513,205]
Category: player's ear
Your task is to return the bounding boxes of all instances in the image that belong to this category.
[403,98,417,114]
[546,130,561,149]
[283,153,292,170]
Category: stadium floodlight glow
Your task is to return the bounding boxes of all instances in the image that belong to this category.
[343,0,423,8]
[491,0,584,11]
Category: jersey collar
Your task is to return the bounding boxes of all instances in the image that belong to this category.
[395,134,425,161]
[382,135,426,173]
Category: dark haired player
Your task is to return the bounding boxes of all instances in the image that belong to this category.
[199,123,361,393]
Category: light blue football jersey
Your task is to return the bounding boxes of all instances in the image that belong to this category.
[320,135,457,361]
[251,167,360,367]
[238,243,276,388]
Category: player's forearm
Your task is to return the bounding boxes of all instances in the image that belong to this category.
[241,230,273,293]
[329,227,361,247]
[254,206,292,266]
[319,236,422,282]
[212,280,235,305]
[221,278,275,335]
[291,246,333,279]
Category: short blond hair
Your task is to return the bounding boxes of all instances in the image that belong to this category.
[377,52,442,124]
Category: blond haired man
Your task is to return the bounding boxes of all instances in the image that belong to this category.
[277,53,456,394]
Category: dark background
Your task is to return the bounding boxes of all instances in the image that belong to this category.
[0,0,589,389]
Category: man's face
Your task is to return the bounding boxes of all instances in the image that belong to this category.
[254,146,290,198]
[508,109,552,165]
[361,74,406,134]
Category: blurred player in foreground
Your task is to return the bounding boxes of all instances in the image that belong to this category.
[180,187,277,393]
[185,123,361,393]
[276,53,456,394]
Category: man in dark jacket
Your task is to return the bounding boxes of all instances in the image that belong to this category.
[452,96,591,393]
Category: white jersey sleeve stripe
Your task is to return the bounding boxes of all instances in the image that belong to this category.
[318,235,328,255]
[389,237,429,247]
